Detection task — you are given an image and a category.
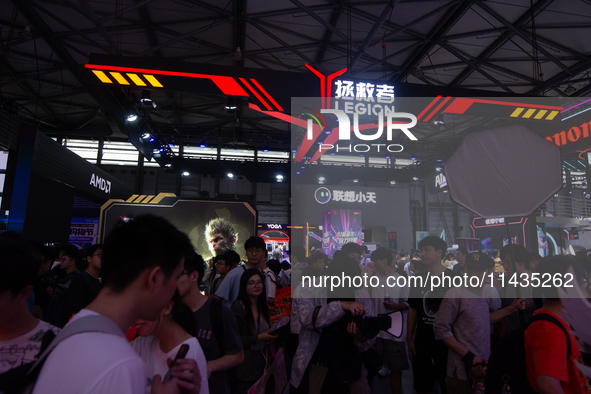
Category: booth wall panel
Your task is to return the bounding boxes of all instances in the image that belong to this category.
[256,183,271,202]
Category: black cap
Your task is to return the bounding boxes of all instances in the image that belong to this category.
[465,252,493,271]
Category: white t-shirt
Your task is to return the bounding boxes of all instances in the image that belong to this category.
[0,320,59,374]
[131,335,209,394]
[33,309,147,394]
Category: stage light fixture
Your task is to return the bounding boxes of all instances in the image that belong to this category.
[182,171,190,176]
[413,177,420,181]
[353,179,359,183]
[436,167,443,172]
[199,140,206,148]
[140,90,152,103]
[140,132,152,141]
[126,114,138,122]
[262,146,269,152]
[227,173,234,178]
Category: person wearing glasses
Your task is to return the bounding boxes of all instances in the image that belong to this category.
[231,269,278,394]
[66,244,103,318]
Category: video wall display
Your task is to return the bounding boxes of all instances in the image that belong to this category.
[100,195,256,260]
[322,209,362,257]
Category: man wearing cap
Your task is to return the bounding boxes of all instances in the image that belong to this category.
[434,252,525,393]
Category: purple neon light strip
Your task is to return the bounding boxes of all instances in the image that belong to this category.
[561,97,591,113]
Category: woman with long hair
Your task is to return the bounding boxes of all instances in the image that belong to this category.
[131,289,209,394]
[231,268,278,393]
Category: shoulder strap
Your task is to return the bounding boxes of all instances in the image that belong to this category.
[242,264,247,271]
[28,315,124,374]
[528,313,572,359]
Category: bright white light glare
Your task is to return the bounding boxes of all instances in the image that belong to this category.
[276,175,283,180]
[182,171,190,176]
[126,114,138,122]
[227,173,234,178]
[390,181,396,185]
[319,177,325,182]
[353,179,359,183]
[140,133,152,140]
[436,167,443,172]
[413,177,420,181]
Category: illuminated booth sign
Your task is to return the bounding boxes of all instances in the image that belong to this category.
[100,195,256,260]
[470,216,537,252]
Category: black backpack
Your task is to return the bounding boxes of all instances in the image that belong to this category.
[0,315,124,394]
[485,313,571,394]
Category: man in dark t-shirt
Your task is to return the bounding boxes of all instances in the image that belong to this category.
[66,244,102,317]
[408,236,460,394]
[179,253,244,394]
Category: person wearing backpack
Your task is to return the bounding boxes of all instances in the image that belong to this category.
[434,252,525,394]
[525,255,590,394]
[32,215,201,394]
[178,252,244,394]
[0,232,60,374]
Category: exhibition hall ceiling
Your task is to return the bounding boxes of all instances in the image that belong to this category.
[2,0,591,167]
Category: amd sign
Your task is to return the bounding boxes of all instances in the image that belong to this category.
[90,173,111,194]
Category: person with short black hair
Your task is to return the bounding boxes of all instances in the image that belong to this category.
[452,248,469,274]
[0,232,59,374]
[65,244,103,318]
[33,214,201,394]
[46,246,81,328]
[434,252,524,393]
[178,252,244,394]
[341,242,364,264]
[408,236,459,394]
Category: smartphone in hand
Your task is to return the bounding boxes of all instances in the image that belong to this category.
[162,344,189,383]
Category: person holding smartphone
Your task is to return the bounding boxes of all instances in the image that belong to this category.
[132,289,209,394]
[231,269,278,394]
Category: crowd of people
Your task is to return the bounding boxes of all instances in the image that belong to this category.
[0,216,590,394]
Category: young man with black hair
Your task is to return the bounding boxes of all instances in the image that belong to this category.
[452,248,468,274]
[66,244,103,317]
[33,215,201,394]
[525,255,590,394]
[46,247,81,327]
[0,232,59,374]
[215,236,270,307]
[434,252,525,393]
[178,252,244,394]
[341,242,364,264]
[407,236,459,394]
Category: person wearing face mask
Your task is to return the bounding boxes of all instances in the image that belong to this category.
[231,269,278,394]
[131,289,208,394]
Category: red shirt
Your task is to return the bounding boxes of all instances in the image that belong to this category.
[525,310,591,394]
